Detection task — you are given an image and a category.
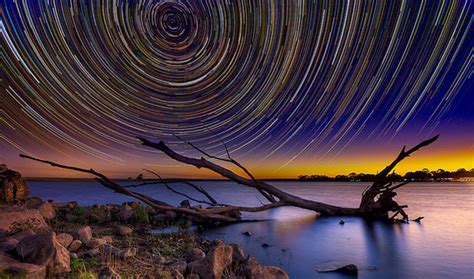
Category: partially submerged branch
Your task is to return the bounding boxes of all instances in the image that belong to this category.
[359,135,439,219]
[138,135,439,219]
[19,155,282,222]
[19,135,439,223]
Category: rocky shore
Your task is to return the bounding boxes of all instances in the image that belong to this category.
[0,166,289,278]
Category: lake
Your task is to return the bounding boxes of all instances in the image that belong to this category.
[28,180,474,278]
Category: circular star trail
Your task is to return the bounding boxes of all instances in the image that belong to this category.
[0,1,472,167]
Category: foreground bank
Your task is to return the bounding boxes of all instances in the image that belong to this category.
[0,167,288,278]
[0,199,289,278]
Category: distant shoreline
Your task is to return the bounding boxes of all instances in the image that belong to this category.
[24,177,473,183]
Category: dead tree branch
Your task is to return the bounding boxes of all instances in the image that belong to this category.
[125,178,219,205]
[19,135,439,222]
[142,169,221,206]
[138,135,439,219]
[174,134,277,203]
[19,154,284,222]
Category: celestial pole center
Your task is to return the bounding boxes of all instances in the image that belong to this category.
[0,1,472,178]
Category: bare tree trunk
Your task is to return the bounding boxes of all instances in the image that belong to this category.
[20,135,438,222]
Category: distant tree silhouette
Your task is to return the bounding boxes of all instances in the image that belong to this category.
[299,167,474,182]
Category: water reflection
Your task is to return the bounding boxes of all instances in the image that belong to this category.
[29,181,474,278]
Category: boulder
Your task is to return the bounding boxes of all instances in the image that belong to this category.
[239,256,288,279]
[315,262,358,276]
[10,229,35,242]
[0,208,48,235]
[180,200,191,208]
[16,232,71,275]
[68,239,82,252]
[90,211,112,224]
[28,202,55,220]
[0,251,46,278]
[185,248,206,263]
[25,197,43,206]
[230,244,245,267]
[187,240,233,279]
[56,233,73,248]
[117,225,133,236]
[0,167,30,204]
[0,237,19,252]
[118,204,134,222]
[98,266,120,279]
[72,226,92,243]
[127,201,141,209]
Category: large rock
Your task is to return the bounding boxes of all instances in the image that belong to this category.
[25,196,43,207]
[315,262,358,276]
[16,232,71,275]
[56,233,74,248]
[0,236,19,252]
[10,229,35,242]
[28,202,55,220]
[230,244,245,267]
[118,204,134,222]
[0,167,30,204]
[185,247,206,263]
[0,208,48,235]
[116,225,133,236]
[72,226,92,243]
[187,240,233,279]
[68,239,82,252]
[239,256,288,279]
[0,251,46,278]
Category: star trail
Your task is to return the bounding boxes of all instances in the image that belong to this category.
[0,1,472,178]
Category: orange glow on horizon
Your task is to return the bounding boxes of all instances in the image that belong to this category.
[9,142,473,180]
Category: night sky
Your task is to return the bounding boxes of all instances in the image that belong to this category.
[1,1,473,179]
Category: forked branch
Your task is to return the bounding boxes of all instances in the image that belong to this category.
[19,135,439,222]
[19,154,283,222]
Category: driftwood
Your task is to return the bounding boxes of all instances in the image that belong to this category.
[20,135,439,222]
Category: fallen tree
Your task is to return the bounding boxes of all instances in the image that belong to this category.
[20,135,439,222]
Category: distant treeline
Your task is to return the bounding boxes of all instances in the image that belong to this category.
[298,168,474,182]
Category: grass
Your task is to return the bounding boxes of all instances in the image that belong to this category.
[0,272,27,279]
[70,257,98,278]
[133,205,149,224]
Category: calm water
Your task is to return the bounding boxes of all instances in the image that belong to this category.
[29,181,474,279]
